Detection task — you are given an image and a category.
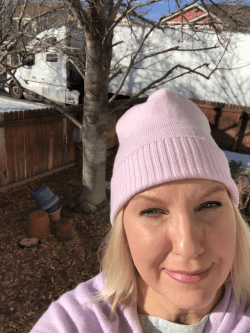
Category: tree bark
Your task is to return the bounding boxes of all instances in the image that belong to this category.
[77,23,114,207]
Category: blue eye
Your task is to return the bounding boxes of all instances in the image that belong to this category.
[201,202,222,209]
[139,209,161,217]
[139,201,222,217]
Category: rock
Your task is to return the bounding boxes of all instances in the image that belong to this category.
[59,198,77,208]
[100,204,110,215]
[77,202,97,213]
[85,202,97,211]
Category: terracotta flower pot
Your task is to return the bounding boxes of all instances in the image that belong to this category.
[48,204,62,222]
[27,210,51,240]
[56,218,75,241]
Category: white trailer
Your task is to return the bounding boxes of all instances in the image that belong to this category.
[5,25,85,105]
[5,23,250,106]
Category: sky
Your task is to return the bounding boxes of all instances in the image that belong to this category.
[133,0,250,22]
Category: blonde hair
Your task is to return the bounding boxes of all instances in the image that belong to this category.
[88,189,250,321]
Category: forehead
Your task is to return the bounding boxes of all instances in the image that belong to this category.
[131,179,227,202]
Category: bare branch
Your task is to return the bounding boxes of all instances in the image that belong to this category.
[107,62,211,114]
[101,0,134,49]
[132,45,219,68]
[109,68,123,83]
[105,40,124,50]
[107,14,187,103]
[65,0,92,35]
[119,1,168,31]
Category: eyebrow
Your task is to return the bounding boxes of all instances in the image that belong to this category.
[133,185,226,204]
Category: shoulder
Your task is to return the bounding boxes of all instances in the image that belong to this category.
[206,284,250,332]
[30,272,108,332]
[59,271,106,306]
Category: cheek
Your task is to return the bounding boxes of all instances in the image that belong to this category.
[124,222,171,263]
[208,214,236,260]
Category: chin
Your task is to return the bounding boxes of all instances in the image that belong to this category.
[159,283,222,311]
[174,296,215,311]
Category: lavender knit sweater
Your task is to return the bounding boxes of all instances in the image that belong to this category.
[30,272,250,332]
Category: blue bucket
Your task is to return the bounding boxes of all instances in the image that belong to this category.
[31,185,59,211]
[47,202,60,213]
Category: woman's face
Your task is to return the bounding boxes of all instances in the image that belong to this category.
[123,178,236,325]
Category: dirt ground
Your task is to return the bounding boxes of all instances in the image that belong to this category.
[0,150,116,333]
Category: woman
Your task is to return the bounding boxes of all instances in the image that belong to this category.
[30,88,250,332]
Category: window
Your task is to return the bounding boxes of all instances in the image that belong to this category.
[24,54,35,66]
[46,53,58,62]
[8,53,20,66]
[45,37,57,45]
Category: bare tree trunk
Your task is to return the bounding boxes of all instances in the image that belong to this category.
[77,26,114,207]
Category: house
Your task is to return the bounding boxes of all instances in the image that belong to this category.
[159,0,250,33]
[2,1,68,33]
[200,3,250,33]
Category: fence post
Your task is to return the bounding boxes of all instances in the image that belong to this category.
[0,113,8,186]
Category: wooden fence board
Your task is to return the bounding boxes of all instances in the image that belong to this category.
[15,111,22,181]
[5,112,15,184]
[38,109,46,176]
[0,113,8,187]
[28,110,35,179]
[33,112,39,176]
[33,109,42,175]
[66,113,76,163]
[16,110,22,181]
[48,118,53,170]
[63,117,67,165]
[22,109,29,180]
[36,109,45,175]
[54,116,63,169]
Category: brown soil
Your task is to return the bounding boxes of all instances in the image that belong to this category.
[0,150,117,332]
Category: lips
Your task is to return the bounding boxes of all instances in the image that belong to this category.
[164,265,212,284]
[166,268,209,276]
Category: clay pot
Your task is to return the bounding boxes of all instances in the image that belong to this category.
[56,218,75,241]
[48,204,62,222]
[27,210,51,240]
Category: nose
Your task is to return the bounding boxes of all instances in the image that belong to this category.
[169,211,204,259]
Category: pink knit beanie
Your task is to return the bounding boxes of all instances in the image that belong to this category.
[110,88,239,226]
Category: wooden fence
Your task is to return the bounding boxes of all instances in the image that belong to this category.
[0,105,82,192]
[1,96,250,192]
[0,100,132,192]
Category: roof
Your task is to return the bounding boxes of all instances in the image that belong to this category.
[159,1,250,32]
[200,3,250,32]
[5,1,65,20]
